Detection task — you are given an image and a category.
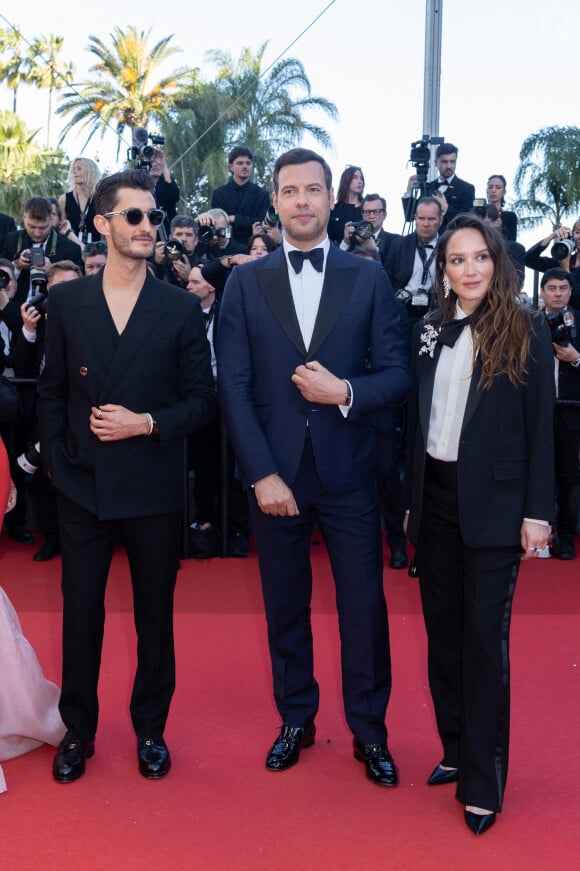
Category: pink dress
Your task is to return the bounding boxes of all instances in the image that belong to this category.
[0,443,65,792]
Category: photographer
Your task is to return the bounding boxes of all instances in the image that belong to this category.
[340,193,399,268]
[1,197,83,307]
[154,215,202,287]
[148,148,180,235]
[11,261,82,561]
[526,220,580,308]
[403,142,475,228]
[194,208,246,259]
[0,259,22,354]
[541,268,580,560]
[210,146,271,248]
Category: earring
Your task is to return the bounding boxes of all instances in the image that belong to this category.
[442,274,452,298]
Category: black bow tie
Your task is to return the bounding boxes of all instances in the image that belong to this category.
[288,248,324,274]
[436,314,474,348]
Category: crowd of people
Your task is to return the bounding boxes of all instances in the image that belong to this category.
[0,143,578,837]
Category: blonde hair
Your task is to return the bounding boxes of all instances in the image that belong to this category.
[68,157,102,197]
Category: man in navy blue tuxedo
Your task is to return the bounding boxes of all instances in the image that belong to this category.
[218,148,410,785]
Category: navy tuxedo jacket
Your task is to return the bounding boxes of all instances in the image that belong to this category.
[38,272,216,519]
[217,243,411,493]
[405,314,556,548]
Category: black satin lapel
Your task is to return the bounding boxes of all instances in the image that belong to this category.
[257,263,307,357]
[418,346,441,441]
[100,275,161,397]
[461,356,484,433]
[307,260,355,358]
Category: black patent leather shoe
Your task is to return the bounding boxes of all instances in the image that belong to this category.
[389,549,408,569]
[265,723,316,771]
[137,736,171,779]
[353,739,399,786]
[53,731,95,783]
[33,534,60,562]
[464,809,496,835]
[6,525,34,545]
[427,762,459,785]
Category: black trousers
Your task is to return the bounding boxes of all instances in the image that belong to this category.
[249,435,392,745]
[554,409,580,543]
[415,456,521,811]
[57,493,181,743]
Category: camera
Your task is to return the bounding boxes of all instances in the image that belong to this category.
[551,237,575,261]
[30,267,48,291]
[262,206,279,229]
[197,223,230,245]
[164,238,186,261]
[127,127,166,171]
[409,134,444,184]
[0,270,10,290]
[545,309,576,347]
[26,289,48,316]
[472,199,499,222]
[17,442,41,476]
[349,220,374,241]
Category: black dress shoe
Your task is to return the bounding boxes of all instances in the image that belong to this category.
[427,762,459,785]
[556,546,575,560]
[389,549,408,569]
[265,723,316,771]
[228,531,249,558]
[6,525,34,545]
[353,739,399,786]
[33,534,60,562]
[137,736,171,779]
[464,810,496,835]
[53,731,95,783]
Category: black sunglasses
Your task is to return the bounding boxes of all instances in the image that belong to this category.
[83,241,108,255]
[102,208,166,226]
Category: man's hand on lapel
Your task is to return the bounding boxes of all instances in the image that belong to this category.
[90,404,150,442]
[253,474,299,517]
[292,361,346,405]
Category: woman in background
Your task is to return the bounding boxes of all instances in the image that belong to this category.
[486,174,518,241]
[405,214,554,834]
[59,157,102,243]
[0,440,65,793]
[328,165,365,244]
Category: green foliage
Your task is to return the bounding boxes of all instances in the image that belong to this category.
[0,27,26,113]
[0,110,68,219]
[56,26,190,154]
[514,126,580,229]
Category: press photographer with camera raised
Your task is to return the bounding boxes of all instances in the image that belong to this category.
[525,220,580,308]
[1,197,83,308]
[194,208,246,259]
[540,267,580,560]
[340,193,399,268]
[154,215,202,287]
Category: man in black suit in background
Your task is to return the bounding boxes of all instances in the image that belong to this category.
[218,148,410,786]
[38,170,216,784]
[403,142,475,228]
[339,193,399,269]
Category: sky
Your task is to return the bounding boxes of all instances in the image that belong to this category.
[1,0,578,272]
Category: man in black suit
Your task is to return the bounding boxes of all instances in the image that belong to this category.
[38,170,216,783]
[1,197,83,308]
[218,148,410,786]
[339,193,399,269]
[403,142,475,228]
[386,197,443,325]
[210,146,271,249]
[0,211,16,251]
[540,268,580,559]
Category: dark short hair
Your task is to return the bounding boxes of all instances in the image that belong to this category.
[435,142,458,159]
[487,174,507,206]
[416,196,443,215]
[47,260,82,283]
[362,193,386,212]
[273,148,332,193]
[171,214,198,234]
[228,146,253,165]
[47,196,62,219]
[23,197,52,221]
[93,170,156,216]
[541,267,572,289]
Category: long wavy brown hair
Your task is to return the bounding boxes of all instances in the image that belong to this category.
[432,214,540,390]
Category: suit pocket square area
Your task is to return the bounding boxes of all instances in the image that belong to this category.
[492,461,527,481]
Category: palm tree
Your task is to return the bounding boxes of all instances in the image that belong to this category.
[27,35,75,148]
[0,27,27,113]
[0,110,68,217]
[513,125,580,229]
[56,26,189,155]
[205,42,338,185]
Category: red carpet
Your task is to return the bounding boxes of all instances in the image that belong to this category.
[1,533,579,870]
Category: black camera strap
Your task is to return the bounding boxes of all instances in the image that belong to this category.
[15,229,58,259]
[417,243,436,287]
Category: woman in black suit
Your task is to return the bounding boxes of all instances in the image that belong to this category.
[405,214,555,835]
[486,174,518,241]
